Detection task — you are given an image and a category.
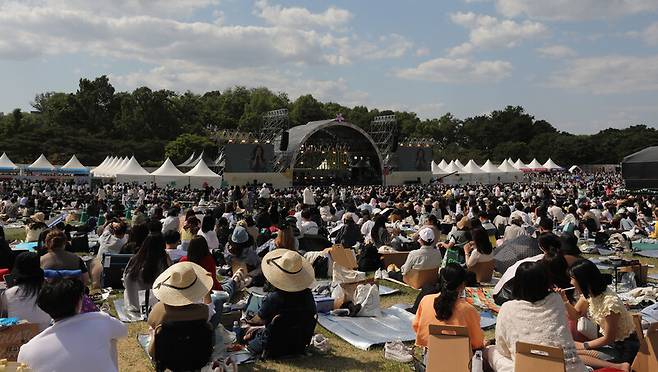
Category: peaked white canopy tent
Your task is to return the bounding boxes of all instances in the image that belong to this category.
[543,158,563,171]
[115,156,151,184]
[0,153,18,172]
[431,161,445,174]
[513,159,527,170]
[27,154,55,173]
[526,158,546,170]
[59,155,88,174]
[479,160,500,173]
[186,159,221,188]
[151,158,187,188]
[177,152,196,167]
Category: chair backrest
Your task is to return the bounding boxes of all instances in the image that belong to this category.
[403,268,439,289]
[380,251,409,269]
[514,341,566,372]
[631,314,658,372]
[154,319,213,372]
[468,260,495,283]
[262,310,317,360]
[427,324,471,372]
[101,253,133,289]
[330,244,357,269]
[43,269,82,280]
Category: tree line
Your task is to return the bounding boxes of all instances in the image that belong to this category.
[0,75,655,167]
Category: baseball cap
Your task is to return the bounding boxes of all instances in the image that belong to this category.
[418,227,435,244]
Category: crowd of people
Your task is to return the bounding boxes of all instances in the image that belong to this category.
[0,170,652,371]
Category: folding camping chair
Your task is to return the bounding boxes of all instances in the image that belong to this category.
[403,268,439,290]
[468,260,495,283]
[426,324,471,372]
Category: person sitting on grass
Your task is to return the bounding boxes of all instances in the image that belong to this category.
[123,234,171,315]
[412,263,484,353]
[18,278,127,372]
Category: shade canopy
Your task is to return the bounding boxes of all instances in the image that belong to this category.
[454,159,465,169]
[60,155,88,174]
[526,158,545,170]
[461,160,485,174]
[442,160,462,173]
[438,159,448,170]
[186,159,221,189]
[543,158,563,170]
[513,159,527,169]
[116,156,150,176]
[151,158,185,176]
[177,152,196,167]
[0,153,18,171]
[28,154,55,171]
[480,160,500,173]
[498,160,522,173]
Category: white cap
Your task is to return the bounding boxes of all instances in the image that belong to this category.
[418,227,435,244]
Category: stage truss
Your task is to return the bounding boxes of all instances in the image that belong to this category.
[369,115,398,159]
[261,109,289,143]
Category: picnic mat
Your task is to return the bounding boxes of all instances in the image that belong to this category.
[465,287,500,313]
[480,311,497,329]
[12,242,37,252]
[114,299,144,323]
[317,304,416,350]
[635,250,658,258]
[633,241,658,251]
[313,280,400,296]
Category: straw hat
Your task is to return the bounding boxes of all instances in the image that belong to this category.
[456,216,471,230]
[152,262,213,306]
[30,212,45,223]
[261,249,315,292]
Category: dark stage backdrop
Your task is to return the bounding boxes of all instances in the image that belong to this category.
[396,146,432,171]
[224,143,274,172]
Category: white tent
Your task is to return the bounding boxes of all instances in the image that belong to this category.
[543,158,563,170]
[186,159,221,188]
[116,156,151,184]
[513,159,527,170]
[0,153,18,171]
[527,158,545,170]
[569,165,582,173]
[498,160,522,173]
[438,159,448,170]
[461,160,485,174]
[152,158,187,188]
[480,160,500,173]
[454,159,465,169]
[95,156,118,177]
[442,160,462,174]
[92,156,110,173]
[187,151,205,168]
[111,157,130,177]
[178,152,196,167]
[431,161,445,174]
[28,154,55,172]
[60,155,88,174]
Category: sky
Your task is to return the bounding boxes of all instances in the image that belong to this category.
[1,0,658,134]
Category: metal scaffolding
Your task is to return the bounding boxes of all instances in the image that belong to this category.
[368,114,398,158]
[261,108,289,143]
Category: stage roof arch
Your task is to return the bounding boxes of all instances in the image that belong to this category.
[283,119,384,185]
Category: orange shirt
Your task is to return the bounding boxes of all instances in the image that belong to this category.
[412,294,484,349]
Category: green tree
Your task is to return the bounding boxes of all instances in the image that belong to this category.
[164,133,215,164]
[290,94,326,127]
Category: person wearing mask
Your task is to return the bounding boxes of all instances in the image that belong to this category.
[243,249,316,357]
[40,230,90,286]
[123,235,172,315]
[197,215,219,251]
[561,259,637,371]
[412,264,484,352]
[486,261,586,372]
[0,252,51,331]
[18,278,128,372]
[464,228,494,270]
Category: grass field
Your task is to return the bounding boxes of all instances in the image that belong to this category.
[114,255,658,372]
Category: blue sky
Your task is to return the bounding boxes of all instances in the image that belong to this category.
[1,0,658,133]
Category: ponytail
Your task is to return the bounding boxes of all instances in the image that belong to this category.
[434,263,466,321]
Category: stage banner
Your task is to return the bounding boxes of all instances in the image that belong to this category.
[224,143,274,173]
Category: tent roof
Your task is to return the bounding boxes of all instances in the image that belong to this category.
[569,165,582,173]
[513,159,527,169]
[61,155,86,170]
[187,151,206,168]
[178,152,196,167]
[92,156,110,172]
[438,159,448,169]
[622,146,658,163]
[0,153,18,170]
[454,159,465,168]
[480,160,500,173]
[185,159,221,178]
[498,160,522,173]
[431,161,445,174]
[28,154,55,170]
[105,157,126,176]
[442,160,462,173]
[151,158,185,176]
[116,156,150,176]
[461,160,485,173]
[543,158,563,170]
[527,158,545,169]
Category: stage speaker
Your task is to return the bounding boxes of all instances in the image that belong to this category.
[391,132,399,152]
[279,131,289,151]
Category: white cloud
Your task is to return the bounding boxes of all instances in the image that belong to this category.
[536,45,576,58]
[642,21,658,45]
[415,47,430,57]
[448,12,546,56]
[549,55,658,94]
[396,57,512,83]
[254,0,352,31]
[12,0,220,18]
[495,0,658,20]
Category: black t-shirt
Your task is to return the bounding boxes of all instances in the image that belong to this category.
[258,288,316,325]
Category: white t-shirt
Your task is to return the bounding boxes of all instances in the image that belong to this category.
[4,286,51,331]
[18,312,128,372]
[198,229,220,250]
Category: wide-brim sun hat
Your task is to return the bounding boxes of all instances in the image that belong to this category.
[456,216,471,229]
[262,249,315,292]
[152,261,213,306]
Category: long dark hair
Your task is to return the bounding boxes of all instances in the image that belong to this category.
[434,263,466,321]
[201,215,215,233]
[470,228,492,254]
[125,234,169,284]
[569,259,612,298]
[371,215,387,242]
[188,235,210,264]
[12,252,44,300]
[512,261,550,302]
[538,232,570,288]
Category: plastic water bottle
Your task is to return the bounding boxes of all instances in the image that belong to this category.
[471,350,484,372]
[233,321,243,343]
[583,227,589,241]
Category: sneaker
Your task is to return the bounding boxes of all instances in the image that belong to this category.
[384,340,413,363]
[311,334,330,353]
